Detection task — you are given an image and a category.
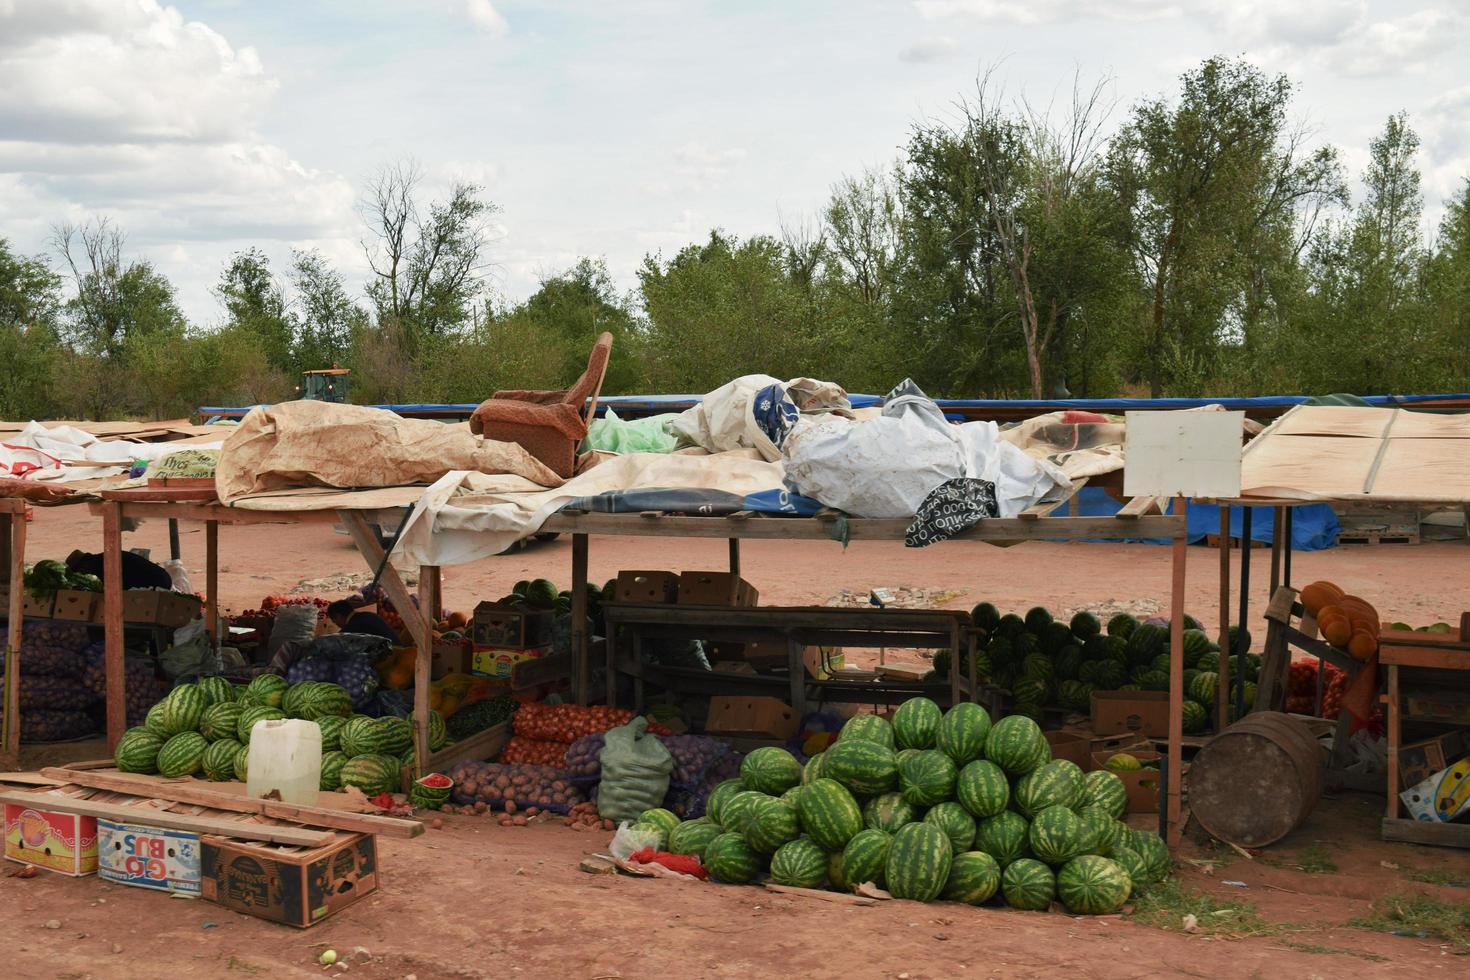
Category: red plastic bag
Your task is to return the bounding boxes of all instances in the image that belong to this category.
[628,847,707,880]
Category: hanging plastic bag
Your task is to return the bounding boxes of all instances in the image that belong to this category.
[596,717,674,823]
[608,820,666,862]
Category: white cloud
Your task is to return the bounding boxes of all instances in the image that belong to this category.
[899,36,960,63]
[672,142,748,191]
[461,0,510,36]
[1322,8,1463,78]
[1201,0,1365,48]
[914,0,1179,26]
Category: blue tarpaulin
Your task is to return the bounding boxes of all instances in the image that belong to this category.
[1055,487,1338,549]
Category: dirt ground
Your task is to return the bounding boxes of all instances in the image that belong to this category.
[5,509,1470,978]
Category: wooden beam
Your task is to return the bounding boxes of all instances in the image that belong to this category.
[1018,478,1088,520]
[102,501,126,750]
[1116,495,1162,519]
[571,534,589,706]
[88,501,342,526]
[414,565,439,776]
[1216,506,1231,733]
[3,511,24,759]
[1381,817,1470,849]
[37,768,423,838]
[1166,497,1187,848]
[0,789,333,846]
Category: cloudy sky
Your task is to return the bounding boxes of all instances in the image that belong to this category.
[2,0,1466,324]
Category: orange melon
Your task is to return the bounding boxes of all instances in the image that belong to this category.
[1300,581,1344,616]
[1338,595,1379,623]
[1347,629,1378,661]
[1320,616,1352,647]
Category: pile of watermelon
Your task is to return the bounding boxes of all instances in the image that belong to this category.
[640,697,1171,915]
[934,605,1261,734]
[114,674,451,798]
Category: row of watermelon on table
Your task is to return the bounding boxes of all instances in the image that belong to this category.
[623,697,1170,915]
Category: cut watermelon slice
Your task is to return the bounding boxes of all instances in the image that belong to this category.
[417,773,453,789]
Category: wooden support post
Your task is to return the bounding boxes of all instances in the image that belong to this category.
[424,565,443,621]
[1236,507,1253,715]
[1282,507,1293,586]
[1216,507,1231,733]
[1166,498,1187,848]
[1269,506,1284,599]
[102,502,126,750]
[3,510,24,760]
[571,533,589,706]
[950,621,961,708]
[204,520,219,651]
[1385,664,1400,819]
[728,538,741,603]
[788,635,805,719]
[415,565,439,777]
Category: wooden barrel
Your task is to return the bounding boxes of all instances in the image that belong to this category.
[1184,711,1326,847]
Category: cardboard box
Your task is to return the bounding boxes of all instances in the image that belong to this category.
[123,589,202,627]
[1,586,55,619]
[1091,750,1167,813]
[1399,731,1469,790]
[1045,731,1093,771]
[430,638,472,679]
[705,696,798,739]
[1399,757,1470,823]
[200,832,377,928]
[705,641,747,663]
[1405,690,1470,727]
[471,601,555,648]
[677,571,758,607]
[614,570,679,604]
[4,803,97,876]
[1090,690,1170,737]
[98,819,201,894]
[471,645,550,680]
[741,642,843,679]
[52,589,101,623]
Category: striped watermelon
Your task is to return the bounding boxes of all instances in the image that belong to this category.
[823,739,899,796]
[943,850,1001,905]
[408,773,453,808]
[745,798,800,855]
[891,697,941,750]
[975,811,1031,867]
[1182,700,1208,734]
[781,785,805,809]
[884,822,953,902]
[296,683,353,721]
[827,851,848,892]
[839,828,892,890]
[377,717,413,755]
[1128,830,1171,884]
[200,702,243,742]
[922,801,977,854]
[898,749,957,807]
[244,673,287,708]
[197,675,235,707]
[801,750,831,785]
[796,778,862,851]
[160,684,206,735]
[1014,760,1084,817]
[668,818,722,859]
[1079,769,1128,819]
[157,731,208,778]
[1076,806,1123,856]
[839,713,896,749]
[640,808,681,834]
[741,746,803,795]
[936,703,992,766]
[316,715,347,753]
[1108,846,1146,897]
[338,715,385,756]
[1029,805,1088,865]
[704,832,762,884]
[721,791,771,837]
[769,838,827,888]
[1189,671,1218,705]
[955,760,1010,819]
[1058,855,1131,914]
[114,727,164,774]
[339,754,400,796]
[144,702,169,738]
[236,705,284,744]
[983,714,1050,776]
[319,750,349,791]
[427,710,448,751]
[1106,613,1137,639]
[704,779,745,827]
[201,738,242,781]
[1002,857,1056,910]
[863,792,917,832]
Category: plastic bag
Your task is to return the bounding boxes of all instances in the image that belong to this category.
[265,604,318,660]
[670,375,799,461]
[159,633,219,680]
[596,717,674,823]
[160,558,193,595]
[584,409,682,455]
[609,821,666,861]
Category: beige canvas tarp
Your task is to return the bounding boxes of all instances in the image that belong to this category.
[215,402,562,504]
[1238,404,1470,504]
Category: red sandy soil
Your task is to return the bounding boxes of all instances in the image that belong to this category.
[4,509,1469,978]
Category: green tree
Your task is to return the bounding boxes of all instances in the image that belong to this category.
[1427,179,1470,381]
[290,249,362,373]
[0,239,64,418]
[515,257,641,393]
[216,247,294,372]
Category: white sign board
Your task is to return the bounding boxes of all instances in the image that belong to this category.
[1124,411,1243,499]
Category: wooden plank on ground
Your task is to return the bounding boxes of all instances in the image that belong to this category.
[38,768,422,838]
[1381,817,1470,849]
[0,789,333,846]
[764,883,877,906]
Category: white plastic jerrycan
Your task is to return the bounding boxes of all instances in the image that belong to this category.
[247,718,322,804]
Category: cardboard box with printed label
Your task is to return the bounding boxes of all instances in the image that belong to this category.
[614,570,680,604]
[430,638,472,679]
[1092,750,1171,813]
[471,602,555,648]
[98,819,201,894]
[705,696,798,739]
[1399,758,1470,823]
[677,571,758,607]
[1090,690,1170,737]
[4,803,97,876]
[1398,731,1468,790]
[200,832,377,928]
[471,645,550,680]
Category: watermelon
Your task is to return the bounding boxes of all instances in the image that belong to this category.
[769,838,827,888]
[244,673,287,708]
[237,705,284,744]
[1104,753,1142,772]
[232,744,249,782]
[200,702,244,742]
[296,683,353,721]
[996,613,1026,639]
[862,792,916,833]
[839,828,892,890]
[201,737,242,781]
[1128,830,1171,884]
[316,715,347,753]
[827,851,847,892]
[975,811,1031,867]
[197,675,235,707]
[923,802,977,854]
[319,751,349,791]
[745,798,800,855]
[971,602,1002,632]
[1002,858,1056,910]
[741,746,803,795]
[1196,649,1220,672]
[839,713,896,749]
[884,822,953,902]
[1014,760,1084,817]
[721,791,770,837]
[144,701,169,738]
[339,754,400,796]
[339,715,395,757]
[983,714,1050,776]
[1024,606,1053,633]
[704,832,762,884]
[1057,679,1092,712]
[1054,648,1083,683]
[1078,770,1127,819]
[1076,806,1117,857]
[898,749,957,807]
[524,579,559,608]
[955,760,1009,819]
[1040,622,1074,656]
[427,710,448,751]
[801,750,830,785]
[891,697,942,750]
[936,703,992,766]
[823,739,899,796]
[1106,613,1137,639]
[114,727,164,774]
[1021,653,1054,683]
[943,850,1002,905]
[629,821,668,850]
[639,808,680,834]
[1109,846,1146,896]
[408,772,453,808]
[1058,855,1131,914]
[668,818,722,859]
[1182,700,1208,734]
[157,731,208,778]
[704,779,745,827]
[1029,805,1088,866]
[780,785,805,809]
[796,778,863,851]
[376,717,413,756]
[1069,611,1102,639]
[160,684,206,735]
[1189,672,1218,706]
